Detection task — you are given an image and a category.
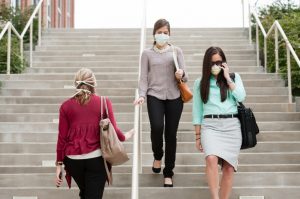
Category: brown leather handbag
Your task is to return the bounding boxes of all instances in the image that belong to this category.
[172,46,193,103]
[99,96,129,185]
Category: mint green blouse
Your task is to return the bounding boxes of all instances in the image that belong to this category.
[192,73,246,125]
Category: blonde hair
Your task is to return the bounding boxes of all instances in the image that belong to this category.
[73,68,97,105]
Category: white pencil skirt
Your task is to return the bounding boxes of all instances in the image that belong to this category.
[201,118,242,171]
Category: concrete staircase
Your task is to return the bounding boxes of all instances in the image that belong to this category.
[0,28,300,199]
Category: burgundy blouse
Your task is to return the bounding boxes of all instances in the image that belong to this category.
[56,94,125,162]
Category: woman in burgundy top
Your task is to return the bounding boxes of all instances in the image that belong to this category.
[55,68,134,199]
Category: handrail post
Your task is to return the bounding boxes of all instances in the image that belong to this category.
[29,22,33,68]
[248,3,252,44]
[286,47,292,104]
[242,0,245,28]
[256,23,260,67]
[38,6,42,46]
[132,89,140,199]
[20,38,24,68]
[264,37,267,72]
[7,23,11,75]
[275,26,279,73]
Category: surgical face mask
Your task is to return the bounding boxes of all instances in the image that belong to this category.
[154,33,170,46]
[211,64,222,75]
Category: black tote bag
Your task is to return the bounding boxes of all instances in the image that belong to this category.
[237,102,259,149]
[230,73,259,149]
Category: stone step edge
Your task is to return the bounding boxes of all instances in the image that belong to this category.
[1,152,300,155]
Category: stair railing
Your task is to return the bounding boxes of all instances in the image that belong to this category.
[0,22,21,74]
[131,0,147,198]
[249,5,300,104]
[0,0,44,74]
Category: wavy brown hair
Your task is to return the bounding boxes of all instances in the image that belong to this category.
[152,19,170,45]
[73,68,97,105]
[200,47,228,103]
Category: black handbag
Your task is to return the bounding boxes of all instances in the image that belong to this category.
[237,102,259,149]
[230,73,259,149]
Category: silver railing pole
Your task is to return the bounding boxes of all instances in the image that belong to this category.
[29,23,33,68]
[248,3,252,44]
[7,23,11,75]
[38,6,42,46]
[275,26,279,73]
[131,0,147,198]
[242,0,245,28]
[264,37,267,72]
[255,23,259,67]
[286,47,292,104]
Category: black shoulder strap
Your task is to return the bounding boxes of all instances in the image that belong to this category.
[230,72,235,82]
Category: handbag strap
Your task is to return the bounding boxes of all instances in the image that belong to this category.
[230,73,244,107]
[172,45,180,71]
[99,96,112,185]
[172,45,184,84]
[100,96,109,119]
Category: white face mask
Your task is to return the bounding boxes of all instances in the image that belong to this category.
[211,64,222,75]
[154,33,170,46]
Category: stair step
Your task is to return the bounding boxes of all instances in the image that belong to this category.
[2,187,300,199]
[0,73,281,80]
[0,88,289,96]
[1,131,300,142]
[1,112,299,122]
[33,49,256,56]
[0,173,300,187]
[1,142,300,153]
[0,103,295,113]
[0,79,285,89]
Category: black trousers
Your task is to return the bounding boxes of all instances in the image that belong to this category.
[64,156,107,199]
[147,95,183,178]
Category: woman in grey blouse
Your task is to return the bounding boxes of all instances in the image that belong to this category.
[134,19,188,187]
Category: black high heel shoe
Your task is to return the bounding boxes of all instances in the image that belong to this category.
[152,160,161,173]
[164,177,173,187]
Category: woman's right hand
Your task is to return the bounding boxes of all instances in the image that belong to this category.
[55,166,63,187]
[196,139,203,152]
[134,97,145,105]
[124,128,135,141]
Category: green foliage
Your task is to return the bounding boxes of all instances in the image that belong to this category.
[0,36,24,74]
[252,0,300,95]
[0,3,38,74]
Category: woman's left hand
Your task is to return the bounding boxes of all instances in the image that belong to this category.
[221,63,230,80]
[175,69,184,80]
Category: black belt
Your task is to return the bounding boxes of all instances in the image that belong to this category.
[204,114,238,119]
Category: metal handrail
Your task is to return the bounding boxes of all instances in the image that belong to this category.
[249,6,300,103]
[131,0,147,198]
[0,22,22,74]
[0,0,44,74]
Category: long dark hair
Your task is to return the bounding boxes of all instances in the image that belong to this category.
[200,47,228,103]
[152,19,170,45]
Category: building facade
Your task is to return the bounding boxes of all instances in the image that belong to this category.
[1,0,74,28]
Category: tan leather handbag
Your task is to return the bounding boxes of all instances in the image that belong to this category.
[99,96,129,184]
[172,46,193,103]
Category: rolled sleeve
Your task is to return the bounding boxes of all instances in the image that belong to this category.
[138,50,149,98]
[231,73,246,102]
[192,79,204,125]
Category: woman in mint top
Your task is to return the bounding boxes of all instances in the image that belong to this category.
[192,47,246,199]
